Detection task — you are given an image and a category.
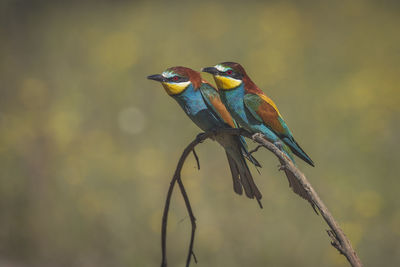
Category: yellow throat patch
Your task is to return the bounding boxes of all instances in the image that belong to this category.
[214,75,242,90]
[162,81,191,95]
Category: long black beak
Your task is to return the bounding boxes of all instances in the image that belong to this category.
[147,74,166,82]
[201,67,219,75]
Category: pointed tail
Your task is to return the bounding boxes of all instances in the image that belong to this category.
[234,144,263,208]
[282,136,314,167]
[225,151,263,208]
[218,134,263,208]
[237,153,263,208]
[225,152,243,196]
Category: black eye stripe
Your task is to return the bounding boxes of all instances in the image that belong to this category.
[221,70,242,79]
[167,76,188,82]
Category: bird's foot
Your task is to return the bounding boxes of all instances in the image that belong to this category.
[210,127,219,136]
[273,141,283,150]
[206,127,220,140]
[196,133,207,143]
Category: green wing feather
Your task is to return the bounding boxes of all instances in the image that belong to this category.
[199,83,236,128]
[243,94,264,122]
[244,93,290,136]
[244,93,314,166]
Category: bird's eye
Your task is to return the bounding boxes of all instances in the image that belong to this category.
[172,76,179,81]
[226,70,233,75]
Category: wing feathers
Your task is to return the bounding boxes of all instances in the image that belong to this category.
[244,93,286,134]
[199,83,236,128]
[244,93,314,166]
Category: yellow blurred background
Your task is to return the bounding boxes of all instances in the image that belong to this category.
[1,0,399,266]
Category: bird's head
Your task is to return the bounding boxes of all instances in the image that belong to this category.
[147,66,202,95]
[201,62,247,90]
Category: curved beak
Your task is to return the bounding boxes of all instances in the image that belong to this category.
[147,74,166,82]
[201,67,219,75]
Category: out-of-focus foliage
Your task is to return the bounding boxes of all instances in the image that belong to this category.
[1,0,399,266]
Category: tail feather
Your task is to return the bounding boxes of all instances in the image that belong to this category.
[237,155,263,208]
[226,150,263,208]
[243,150,262,168]
[226,152,243,195]
[218,134,263,208]
[282,136,314,167]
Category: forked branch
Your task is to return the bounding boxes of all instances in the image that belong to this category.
[160,128,362,267]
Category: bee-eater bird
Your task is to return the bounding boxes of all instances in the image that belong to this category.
[202,62,315,203]
[147,66,263,207]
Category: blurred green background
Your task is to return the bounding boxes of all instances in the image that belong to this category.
[1,0,399,266]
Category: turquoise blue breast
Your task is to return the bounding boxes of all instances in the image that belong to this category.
[173,84,224,131]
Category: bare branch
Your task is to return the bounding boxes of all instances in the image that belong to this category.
[249,132,362,267]
[248,144,263,155]
[161,128,362,267]
[192,148,200,170]
[160,132,212,267]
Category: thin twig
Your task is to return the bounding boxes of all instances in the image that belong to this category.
[176,177,197,266]
[192,148,200,170]
[160,133,211,267]
[248,144,263,155]
[161,128,362,267]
